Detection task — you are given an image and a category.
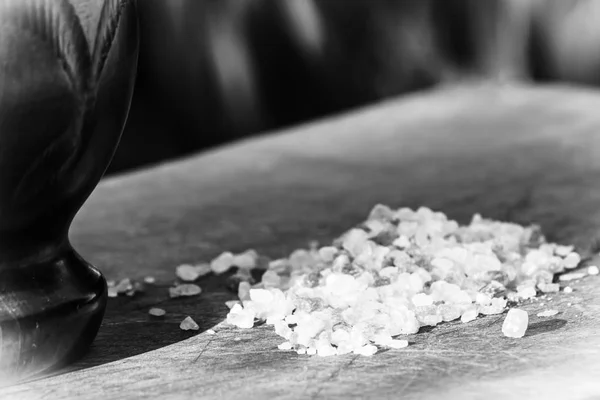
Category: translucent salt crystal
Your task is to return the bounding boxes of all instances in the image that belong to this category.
[108,287,118,298]
[194,263,212,277]
[297,347,307,355]
[354,344,378,356]
[412,293,433,307]
[368,204,395,222]
[180,316,200,331]
[537,309,559,317]
[176,264,202,282]
[278,342,293,350]
[342,229,370,257]
[438,304,462,322]
[502,309,529,338]
[393,235,411,249]
[480,298,507,315]
[226,304,256,329]
[305,347,317,355]
[588,266,599,275]
[461,308,478,323]
[538,283,559,293]
[238,281,251,301]
[169,284,202,298]
[115,278,133,294]
[517,286,537,300]
[206,329,217,335]
[562,252,581,269]
[210,252,236,274]
[559,272,586,282]
[261,270,282,288]
[563,286,573,293]
[249,288,274,303]
[148,308,166,317]
[318,246,338,262]
[143,276,156,284]
[475,293,492,306]
[555,245,574,257]
[234,250,258,269]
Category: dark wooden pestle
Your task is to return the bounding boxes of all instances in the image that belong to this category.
[0,0,139,386]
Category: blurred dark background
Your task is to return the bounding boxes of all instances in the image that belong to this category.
[107,0,600,176]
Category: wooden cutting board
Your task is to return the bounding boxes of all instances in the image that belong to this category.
[3,83,600,399]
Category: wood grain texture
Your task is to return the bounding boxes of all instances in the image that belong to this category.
[4,83,600,399]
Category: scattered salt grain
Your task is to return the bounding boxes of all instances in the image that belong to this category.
[143,276,156,284]
[278,342,293,350]
[206,329,217,335]
[563,286,573,293]
[562,252,581,269]
[502,308,529,338]
[210,252,236,274]
[461,308,478,323]
[226,304,256,329]
[588,265,599,276]
[559,272,586,282]
[176,264,202,282]
[233,250,259,270]
[169,284,202,298]
[538,283,559,293]
[149,308,166,317]
[180,316,199,331]
[537,309,558,317]
[107,287,118,298]
[115,278,133,294]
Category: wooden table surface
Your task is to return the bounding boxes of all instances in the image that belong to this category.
[3,84,600,399]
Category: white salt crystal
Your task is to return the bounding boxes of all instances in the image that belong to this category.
[517,286,537,300]
[411,293,433,307]
[107,287,118,298]
[176,264,202,282]
[354,344,378,356]
[588,265,599,275]
[210,252,236,274]
[560,273,585,282]
[537,309,559,317]
[278,342,293,350]
[234,250,258,270]
[238,281,251,301]
[306,347,317,355]
[261,270,282,288]
[148,308,166,317]
[563,286,573,293]
[226,304,256,329]
[461,308,478,323]
[169,284,202,298]
[502,308,529,338]
[562,252,581,269]
[392,235,411,249]
[180,316,200,331]
[206,329,217,335]
[143,276,156,284]
[538,283,559,293]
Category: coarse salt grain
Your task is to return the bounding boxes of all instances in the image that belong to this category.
[559,272,586,282]
[211,252,236,274]
[206,329,217,335]
[176,264,202,282]
[143,276,156,284]
[180,316,200,331]
[563,286,573,293]
[149,308,166,317]
[588,266,600,276]
[169,284,202,298]
[537,309,559,317]
[502,309,529,338]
